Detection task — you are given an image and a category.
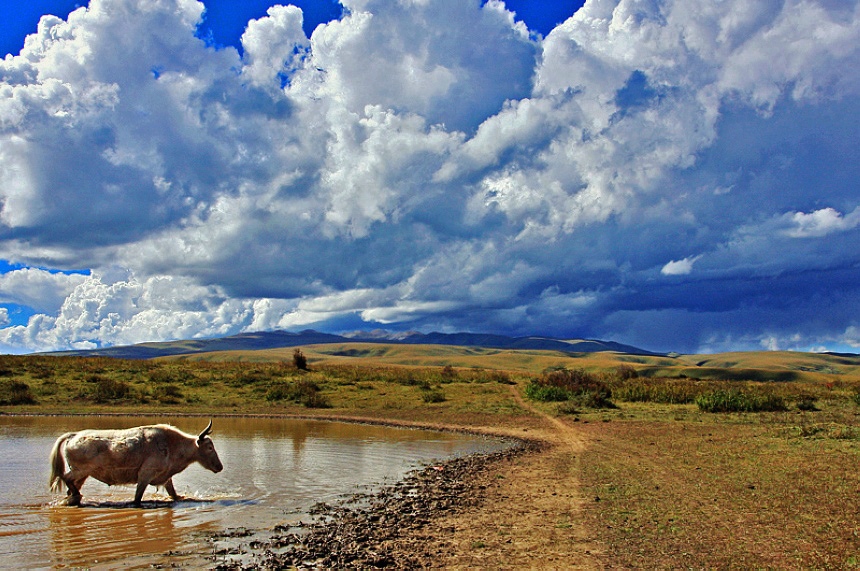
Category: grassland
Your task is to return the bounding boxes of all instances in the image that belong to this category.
[3,345,860,568]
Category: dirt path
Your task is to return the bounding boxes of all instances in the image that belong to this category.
[391,386,602,569]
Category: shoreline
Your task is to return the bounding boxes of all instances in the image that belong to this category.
[0,409,531,439]
[210,438,543,570]
[6,410,547,569]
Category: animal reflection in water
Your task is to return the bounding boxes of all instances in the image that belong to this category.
[49,421,224,507]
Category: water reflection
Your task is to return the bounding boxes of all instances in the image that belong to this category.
[47,504,216,567]
[0,415,506,569]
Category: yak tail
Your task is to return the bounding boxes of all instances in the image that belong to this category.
[49,432,74,491]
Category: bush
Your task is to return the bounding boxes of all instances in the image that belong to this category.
[293,349,308,371]
[796,395,819,411]
[615,365,639,380]
[695,389,787,413]
[0,380,37,405]
[526,368,614,408]
[265,383,292,402]
[421,389,446,403]
[88,376,131,403]
[525,382,572,402]
[441,365,457,379]
[488,370,514,385]
[152,384,183,404]
[266,379,330,408]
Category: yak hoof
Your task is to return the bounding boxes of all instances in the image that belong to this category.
[63,495,82,507]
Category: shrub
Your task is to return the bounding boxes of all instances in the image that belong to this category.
[0,380,37,405]
[89,376,131,403]
[440,365,457,382]
[695,389,787,413]
[615,365,639,380]
[525,382,573,402]
[526,368,614,408]
[293,349,308,371]
[265,383,292,402]
[421,389,446,403]
[152,384,183,404]
[796,395,819,411]
[488,370,514,385]
[267,379,330,408]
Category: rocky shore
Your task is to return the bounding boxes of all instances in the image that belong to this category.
[213,438,540,570]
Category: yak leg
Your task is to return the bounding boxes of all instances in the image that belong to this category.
[164,478,184,502]
[133,478,152,507]
[62,471,85,506]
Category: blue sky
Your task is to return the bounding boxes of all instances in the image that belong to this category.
[0,0,858,354]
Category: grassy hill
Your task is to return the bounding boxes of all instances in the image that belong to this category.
[164,342,860,384]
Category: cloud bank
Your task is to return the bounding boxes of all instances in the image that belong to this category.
[1,0,859,354]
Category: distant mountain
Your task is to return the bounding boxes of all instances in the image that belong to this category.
[44,329,662,359]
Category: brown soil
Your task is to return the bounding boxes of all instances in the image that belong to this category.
[398,387,602,570]
[222,386,603,570]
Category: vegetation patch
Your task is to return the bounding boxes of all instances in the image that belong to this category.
[695,388,787,413]
[420,388,446,403]
[151,383,183,404]
[0,379,37,405]
[612,377,703,404]
[526,368,614,408]
[86,375,132,403]
[266,379,331,408]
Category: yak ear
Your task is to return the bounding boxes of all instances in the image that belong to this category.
[198,419,213,442]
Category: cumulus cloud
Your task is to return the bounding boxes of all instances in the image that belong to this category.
[0,272,262,351]
[0,267,89,313]
[0,0,859,353]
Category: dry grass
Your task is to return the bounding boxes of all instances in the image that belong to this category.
[576,409,860,569]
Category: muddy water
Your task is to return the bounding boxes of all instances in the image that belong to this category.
[0,415,506,569]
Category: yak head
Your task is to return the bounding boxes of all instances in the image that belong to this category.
[196,420,224,473]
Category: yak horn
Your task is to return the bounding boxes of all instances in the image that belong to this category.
[198,419,213,441]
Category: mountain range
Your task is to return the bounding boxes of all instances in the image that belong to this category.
[46,330,662,360]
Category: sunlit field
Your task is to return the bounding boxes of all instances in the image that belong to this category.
[3,345,860,568]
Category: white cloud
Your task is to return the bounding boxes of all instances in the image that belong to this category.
[0,268,89,313]
[661,255,702,276]
[783,207,860,238]
[0,272,268,351]
[0,0,859,353]
[241,5,309,88]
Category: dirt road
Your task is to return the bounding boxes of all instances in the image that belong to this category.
[393,387,602,569]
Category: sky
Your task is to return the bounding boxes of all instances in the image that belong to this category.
[0,0,858,355]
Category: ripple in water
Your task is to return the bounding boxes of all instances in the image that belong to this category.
[0,415,508,568]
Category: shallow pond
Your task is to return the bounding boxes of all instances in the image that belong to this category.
[0,415,507,569]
